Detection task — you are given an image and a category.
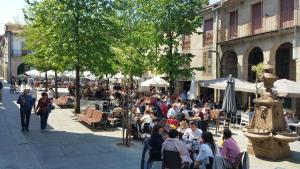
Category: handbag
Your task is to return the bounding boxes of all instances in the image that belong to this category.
[48,104,55,113]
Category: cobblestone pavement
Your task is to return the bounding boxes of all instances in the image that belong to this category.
[0,82,299,169]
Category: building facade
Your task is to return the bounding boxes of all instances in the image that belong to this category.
[182,0,300,114]
[1,23,30,81]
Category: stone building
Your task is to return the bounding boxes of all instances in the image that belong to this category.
[1,23,30,81]
[181,0,300,115]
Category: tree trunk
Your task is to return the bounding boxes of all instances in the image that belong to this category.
[122,97,125,144]
[129,75,134,146]
[74,0,80,114]
[54,70,58,99]
[45,71,48,92]
[74,65,81,114]
[125,84,130,146]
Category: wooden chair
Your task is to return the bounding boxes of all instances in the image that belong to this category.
[108,107,123,127]
[81,110,104,128]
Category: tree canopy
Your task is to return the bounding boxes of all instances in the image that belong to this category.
[24,0,117,113]
[139,0,208,93]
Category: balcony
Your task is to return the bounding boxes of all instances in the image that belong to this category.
[221,14,297,43]
[12,50,30,57]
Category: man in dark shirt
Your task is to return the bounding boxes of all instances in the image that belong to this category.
[17,89,33,132]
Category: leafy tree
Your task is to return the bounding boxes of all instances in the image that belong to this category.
[252,62,264,98]
[139,0,207,94]
[24,0,116,113]
[112,0,156,146]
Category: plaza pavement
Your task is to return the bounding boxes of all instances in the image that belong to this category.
[0,83,299,169]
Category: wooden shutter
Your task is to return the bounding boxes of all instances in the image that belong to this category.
[252,2,262,34]
[203,19,213,46]
[182,35,191,50]
[229,10,238,39]
[280,0,294,28]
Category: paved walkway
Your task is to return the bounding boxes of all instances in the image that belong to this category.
[0,83,299,169]
[0,84,141,169]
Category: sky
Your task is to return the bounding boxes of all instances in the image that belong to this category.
[0,0,220,34]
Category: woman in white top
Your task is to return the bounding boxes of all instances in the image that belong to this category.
[162,129,193,164]
[47,88,55,100]
[182,122,203,141]
[194,132,220,169]
[140,110,152,130]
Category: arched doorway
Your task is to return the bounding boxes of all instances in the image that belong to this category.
[221,51,238,78]
[17,63,30,75]
[275,43,296,80]
[248,47,264,82]
[275,42,296,109]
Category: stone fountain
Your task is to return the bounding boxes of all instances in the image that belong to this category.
[244,64,299,160]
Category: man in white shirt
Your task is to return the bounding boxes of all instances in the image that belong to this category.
[182,122,203,141]
[167,104,178,118]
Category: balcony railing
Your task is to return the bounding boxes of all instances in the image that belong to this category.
[221,14,298,42]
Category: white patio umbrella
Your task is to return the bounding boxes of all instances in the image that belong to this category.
[63,71,76,78]
[273,79,300,98]
[83,71,96,80]
[188,76,197,100]
[113,72,124,79]
[141,76,169,87]
[25,69,41,77]
[200,77,263,93]
[41,70,56,78]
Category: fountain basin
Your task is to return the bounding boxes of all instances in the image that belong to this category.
[273,134,300,143]
[244,131,271,141]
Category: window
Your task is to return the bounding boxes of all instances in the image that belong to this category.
[251,2,262,34]
[280,0,294,28]
[182,35,191,50]
[229,10,238,39]
[203,19,213,46]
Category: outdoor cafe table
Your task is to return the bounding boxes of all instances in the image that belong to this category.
[288,122,300,135]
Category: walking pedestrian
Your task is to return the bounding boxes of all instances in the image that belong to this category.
[36,92,51,131]
[0,80,3,102]
[17,89,33,132]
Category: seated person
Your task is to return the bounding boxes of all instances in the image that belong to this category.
[284,112,299,132]
[162,129,192,164]
[182,122,203,142]
[178,120,188,134]
[140,110,152,132]
[221,129,240,168]
[149,124,164,161]
[194,132,220,169]
[159,118,171,140]
[284,112,298,124]
[167,104,178,118]
[202,103,211,120]
[180,103,189,119]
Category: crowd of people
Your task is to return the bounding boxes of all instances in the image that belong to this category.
[128,95,243,168]
[146,123,241,169]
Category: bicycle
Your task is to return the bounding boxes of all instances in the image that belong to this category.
[10,85,20,94]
